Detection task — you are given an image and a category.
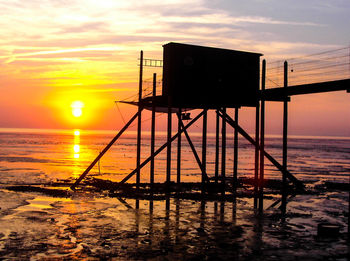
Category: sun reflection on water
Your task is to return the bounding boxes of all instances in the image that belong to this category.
[73,129,81,178]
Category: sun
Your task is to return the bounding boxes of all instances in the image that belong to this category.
[71,101,84,118]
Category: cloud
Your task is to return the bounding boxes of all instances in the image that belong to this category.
[58,22,110,34]
[160,14,322,27]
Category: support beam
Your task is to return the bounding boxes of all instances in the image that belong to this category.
[119,110,207,184]
[282,61,288,213]
[221,107,227,195]
[233,107,239,192]
[178,114,210,183]
[71,110,141,190]
[136,50,143,189]
[166,96,172,184]
[215,110,220,184]
[217,109,304,191]
[254,102,260,200]
[259,59,266,211]
[202,110,207,193]
[177,108,182,184]
[150,73,156,187]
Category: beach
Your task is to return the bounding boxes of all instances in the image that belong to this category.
[0,129,349,260]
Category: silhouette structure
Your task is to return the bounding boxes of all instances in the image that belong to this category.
[71,43,350,220]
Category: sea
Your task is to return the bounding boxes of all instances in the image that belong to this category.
[0,128,349,185]
[0,128,349,260]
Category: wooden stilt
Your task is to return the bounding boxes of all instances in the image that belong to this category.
[259,59,266,212]
[233,107,239,193]
[150,73,156,188]
[202,109,207,194]
[136,50,143,189]
[282,61,288,213]
[215,110,220,184]
[254,101,260,207]
[177,108,182,184]
[221,107,227,196]
[166,96,172,185]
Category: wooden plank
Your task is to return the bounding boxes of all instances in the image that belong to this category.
[262,79,350,100]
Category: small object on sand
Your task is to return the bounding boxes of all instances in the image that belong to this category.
[317,223,340,238]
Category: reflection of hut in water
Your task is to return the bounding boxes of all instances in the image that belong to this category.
[71,43,350,221]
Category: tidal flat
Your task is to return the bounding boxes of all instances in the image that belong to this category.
[0,186,348,260]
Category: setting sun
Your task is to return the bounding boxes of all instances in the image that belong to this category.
[71,101,84,118]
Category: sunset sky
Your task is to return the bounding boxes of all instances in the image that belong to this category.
[0,0,349,136]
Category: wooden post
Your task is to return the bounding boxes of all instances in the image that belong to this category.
[202,109,207,194]
[221,107,227,196]
[259,59,266,212]
[150,73,156,187]
[166,96,172,185]
[177,108,182,184]
[233,107,239,193]
[136,50,143,189]
[282,61,288,213]
[254,101,260,207]
[215,110,220,184]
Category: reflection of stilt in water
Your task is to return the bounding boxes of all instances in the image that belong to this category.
[135,199,140,233]
[232,197,237,225]
[252,210,264,256]
[148,199,154,246]
[175,198,180,244]
[163,198,171,252]
[213,202,218,222]
[200,201,206,230]
[98,151,101,175]
[220,201,225,223]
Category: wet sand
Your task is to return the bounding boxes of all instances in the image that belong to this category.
[0,183,348,260]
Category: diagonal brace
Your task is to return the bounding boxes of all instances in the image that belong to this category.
[119,110,208,184]
[71,110,142,190]
[217,109,304,191]
[177,113,209,183]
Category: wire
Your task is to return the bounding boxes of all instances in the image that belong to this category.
[115,102,126,125]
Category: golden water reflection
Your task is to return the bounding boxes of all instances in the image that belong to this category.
[72,129,81,178]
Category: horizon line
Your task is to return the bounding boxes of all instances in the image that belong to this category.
[0,127,349,140]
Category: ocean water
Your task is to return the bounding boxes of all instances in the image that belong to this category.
[0,128,349,259]
[0,128,349,185]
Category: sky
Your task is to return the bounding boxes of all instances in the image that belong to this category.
[0,0,349,136]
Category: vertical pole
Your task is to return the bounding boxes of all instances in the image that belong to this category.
[215,110,220,184]
[166,96,172,185]
[221,107,227,196]
[282,61,288,213]
[259,59,266,212]
[136,50,143,189]
[233,107,239,193]
[177,108,182,184]
[254,100,260,207]
[202,109,207,194]
[150,73,156,188]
